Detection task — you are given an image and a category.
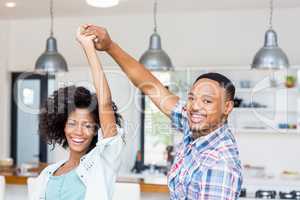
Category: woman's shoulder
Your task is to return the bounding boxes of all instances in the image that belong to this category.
[39,160,67,176]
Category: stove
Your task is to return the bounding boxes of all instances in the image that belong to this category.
[255,190,276,199]
[240,189,300,199]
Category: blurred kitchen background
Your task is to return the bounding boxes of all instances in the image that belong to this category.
[1,0,300,199]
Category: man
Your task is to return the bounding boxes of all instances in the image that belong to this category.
[83,25,243,199]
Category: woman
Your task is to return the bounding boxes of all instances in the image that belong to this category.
[31,25,125,200]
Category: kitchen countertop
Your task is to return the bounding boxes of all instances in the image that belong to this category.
[4,165,300,196]
[0,165,169,193]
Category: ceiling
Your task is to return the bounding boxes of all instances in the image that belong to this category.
[1,0,300,19]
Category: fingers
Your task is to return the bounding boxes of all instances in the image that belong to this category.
[89,35,97,40]
[79,24,106,35]
[82,29,96,36]
[77,24,109,50]
[82,24,91,29]
[76,25,97,44]
[80,27,99,43]
[94,37,99,43]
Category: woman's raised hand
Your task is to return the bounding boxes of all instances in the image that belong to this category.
[76,25,97,49]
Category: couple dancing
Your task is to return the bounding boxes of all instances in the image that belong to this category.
[33,24,242,200]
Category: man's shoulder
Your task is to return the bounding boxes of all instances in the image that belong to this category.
[198,150,242,175]
[198,143,240,170]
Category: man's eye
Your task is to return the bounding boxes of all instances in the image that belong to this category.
[188,96,194,101]
[203,99,212,104]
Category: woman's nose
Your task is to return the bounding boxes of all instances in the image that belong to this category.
[73,124,84,135]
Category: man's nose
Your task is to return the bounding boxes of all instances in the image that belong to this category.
[191,100,203,111]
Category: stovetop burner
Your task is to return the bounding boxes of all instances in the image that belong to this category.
[279,192,296,199]
[278,191,300,199]
[255,190,277,199]
[291,191,300,200]
[240,189,300,199]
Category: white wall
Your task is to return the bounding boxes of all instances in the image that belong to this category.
[0,20,11,159]
[1,8,300,173]
[236,132,300,174]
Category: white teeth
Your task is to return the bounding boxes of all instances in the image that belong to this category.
[190,113,205,123]
[72,138,84,143]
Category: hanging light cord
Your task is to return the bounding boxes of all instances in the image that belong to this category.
[269,0,274,29]
[153,0,158,32]
[50,0,54,36]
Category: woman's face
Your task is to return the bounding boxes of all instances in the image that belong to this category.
[64,108,97,155]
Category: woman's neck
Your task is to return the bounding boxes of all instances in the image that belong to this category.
[53,151,85,176]
[68,150,85,166]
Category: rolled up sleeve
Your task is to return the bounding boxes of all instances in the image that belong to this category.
[170,100,187,132]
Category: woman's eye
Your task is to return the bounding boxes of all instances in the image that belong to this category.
[67,122,76,127]
[83,124,95,130]
[84,124,93,129]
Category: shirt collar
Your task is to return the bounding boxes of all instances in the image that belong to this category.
[46,159,67,175]
[186,123,229,152]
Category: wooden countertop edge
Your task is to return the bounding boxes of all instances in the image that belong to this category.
[5,175,28,185]
[140,182,169,193]
[4,175,169,193]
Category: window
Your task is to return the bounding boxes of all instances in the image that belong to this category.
[141,72,173,167]
[11,72,54,165]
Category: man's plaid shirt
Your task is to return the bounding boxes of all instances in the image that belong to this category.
[168,100,243,200]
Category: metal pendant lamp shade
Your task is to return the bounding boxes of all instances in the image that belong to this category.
[35,36,68,73]
[252,29,289,69]
[35,0,68,73]
[139,32,173,71]
[139,0,173,71]
[251,0,289,70]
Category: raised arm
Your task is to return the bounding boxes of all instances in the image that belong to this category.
[85,25,179,117]
[76,26,117,138]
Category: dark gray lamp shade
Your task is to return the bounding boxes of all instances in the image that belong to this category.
[139,32,173,71]
[35,36,68,73]
[252,29,289,70]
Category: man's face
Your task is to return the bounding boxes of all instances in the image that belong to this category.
[186,78,233,138]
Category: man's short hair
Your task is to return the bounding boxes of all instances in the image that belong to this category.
[193,72,235,101]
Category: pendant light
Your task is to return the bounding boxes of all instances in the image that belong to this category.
[139,0,173,71]
[86,0,119,8]
[35,0,68,73]
[251,0,289,70]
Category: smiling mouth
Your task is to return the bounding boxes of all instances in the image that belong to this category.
[190,113,206,123]
[71,138,86,145]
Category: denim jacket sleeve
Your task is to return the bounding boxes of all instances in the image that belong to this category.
[94,126,125,173]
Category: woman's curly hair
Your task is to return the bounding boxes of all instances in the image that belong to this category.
[39,86,122,151]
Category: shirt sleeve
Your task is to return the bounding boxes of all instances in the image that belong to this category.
[196,165,243,200]
[170,100,187,132]
[96,127,125,172]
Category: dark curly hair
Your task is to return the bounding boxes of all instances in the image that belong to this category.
[39,86,122,151]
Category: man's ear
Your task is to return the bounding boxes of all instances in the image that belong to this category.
[224,100,234,115]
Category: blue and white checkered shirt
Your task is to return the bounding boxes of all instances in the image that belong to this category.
[168,100,243,200]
